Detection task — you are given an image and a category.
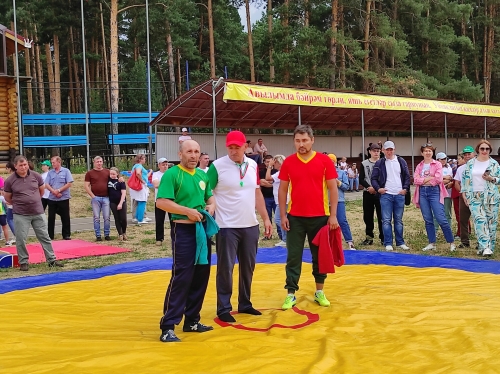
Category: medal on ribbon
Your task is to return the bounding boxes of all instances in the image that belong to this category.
[237,162,249,187]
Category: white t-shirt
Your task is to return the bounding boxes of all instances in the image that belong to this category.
[384,157,402,195]
[198,167,209,173]
[472,160,489,192]
[178,135,192,143]
[210,155,259,228]
[442,165,453,197]
[271,172,290,206]
[454,164,465,181]
[152,170,165,200]
[41,171,50,199]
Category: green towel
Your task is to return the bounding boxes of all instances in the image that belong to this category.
[195,210,219,265]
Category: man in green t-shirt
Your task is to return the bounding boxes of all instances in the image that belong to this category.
[156,140,216,343]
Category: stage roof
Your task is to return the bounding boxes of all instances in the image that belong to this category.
[150,80,500,135]
[1,24,31,56]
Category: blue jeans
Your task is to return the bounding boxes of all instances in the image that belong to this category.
[265,196,282,239]
[275,204,287,242]
[419,186,455,244]
[337,201,353,242]
[380,193,405,246]
[349,177,359,191]
[91,196,110,237]
[7,207,15,235]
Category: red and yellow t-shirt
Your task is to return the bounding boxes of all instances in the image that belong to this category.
[279,151,337,216]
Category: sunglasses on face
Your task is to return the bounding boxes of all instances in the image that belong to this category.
[479,147,491,151]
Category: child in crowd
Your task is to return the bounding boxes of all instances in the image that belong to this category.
[108,167,128,240]
[0,184,14,246]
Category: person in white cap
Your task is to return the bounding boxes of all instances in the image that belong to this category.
[371,140,411,251]
[435,152,454,230]
[152,157,170,246]
[178,128,192,144]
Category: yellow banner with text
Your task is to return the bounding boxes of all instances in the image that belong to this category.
[223,82,500,118]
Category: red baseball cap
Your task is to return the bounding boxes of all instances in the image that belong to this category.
[226,131,247,147]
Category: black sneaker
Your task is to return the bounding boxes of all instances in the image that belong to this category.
[105,236,111,241]
[458,243,470,248]
[96,237,102,242]
[361,238,373,245]
[182,321,214,333]
[48,261,64,268]
[159,329,180,342]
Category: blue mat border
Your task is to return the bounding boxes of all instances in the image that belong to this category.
[1,248,499,295]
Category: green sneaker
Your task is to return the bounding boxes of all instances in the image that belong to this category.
[314,290,330,307]
[282,294,297,310]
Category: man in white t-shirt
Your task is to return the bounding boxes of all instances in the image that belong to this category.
[40,160,51,211]
[371,141,411,251]
[207,131,272,323]
[453,146,475,248]
[178,128,192,144]
[197,153,210,172]
[152,157,169,246]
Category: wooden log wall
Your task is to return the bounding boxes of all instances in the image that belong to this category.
[0,76,19,172]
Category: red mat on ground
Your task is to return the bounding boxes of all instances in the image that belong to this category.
[0,239,130,264]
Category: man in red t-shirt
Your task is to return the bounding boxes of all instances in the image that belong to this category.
[278,125,339,310]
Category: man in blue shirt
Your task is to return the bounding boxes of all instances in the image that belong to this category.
[44,156,74,240]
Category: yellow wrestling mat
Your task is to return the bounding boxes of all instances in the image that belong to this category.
[1,262,500,373]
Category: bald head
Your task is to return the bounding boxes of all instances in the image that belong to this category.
[178,140,201,170]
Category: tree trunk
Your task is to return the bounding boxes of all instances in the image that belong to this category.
[45,43,56,113]
[53,35,62,114]
[24,32,34,114]
[34,31,46,114]
[483,4,495,103]
[283,0,290,84]
[100,1,110,111]
[67,46,75,113]
[268,0,274,82]
[363,0,372,90]
[245,0,255,81]
[69,26,82,112]
[339,2,346,88]
[177,48,182,97]
[110,0,120,153]
[461,0,467,76]
[208,0,216,78]
[391,0,398,68]
[165,21,176,101]
[329,0,338,89]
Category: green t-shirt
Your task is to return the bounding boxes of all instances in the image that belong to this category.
[157,165,213,221]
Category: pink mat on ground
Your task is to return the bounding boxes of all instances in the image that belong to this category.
[0,239,130,264]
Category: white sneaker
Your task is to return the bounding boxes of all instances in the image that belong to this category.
[483,248,493,256]
[5,240,15,246]
[450,243,456,252]
[132,218,138,223]
[399,244,410,250]
[137,220,149,225]
[275,240,286,247]
[143,217,152,222]
[422,244,436,251]
[348,242,356,250]
[385,245,394,251]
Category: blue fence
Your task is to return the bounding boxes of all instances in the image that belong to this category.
[22,112,160,126]
[22,112,160,148]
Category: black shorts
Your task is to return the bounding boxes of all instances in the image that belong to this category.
[0,215,6,227]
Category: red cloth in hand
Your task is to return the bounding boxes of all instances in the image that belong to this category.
[312,225,345,274]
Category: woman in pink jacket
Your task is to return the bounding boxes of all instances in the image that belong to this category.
[413,144,456,252]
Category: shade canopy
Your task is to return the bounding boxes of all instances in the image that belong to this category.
[150,80,500,135]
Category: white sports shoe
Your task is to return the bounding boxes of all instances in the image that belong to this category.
[483,248,493,256]
[399,244,410,250]
[422,244,436,251]
[385,245,394,251]
[5,240,15,246]
[275,240,286,247]
[143,217,152,222]
[347,242,356,250]
[132,218,138,223]
[450,243,456,252]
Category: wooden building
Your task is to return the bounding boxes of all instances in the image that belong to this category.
[0,24,30,170]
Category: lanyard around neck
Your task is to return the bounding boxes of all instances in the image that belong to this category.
[236,161,249,187]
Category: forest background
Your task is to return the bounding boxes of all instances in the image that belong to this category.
[1,0,500,150]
